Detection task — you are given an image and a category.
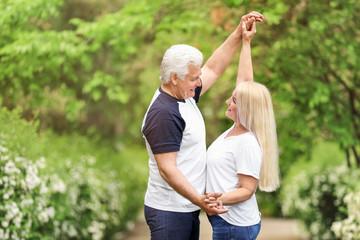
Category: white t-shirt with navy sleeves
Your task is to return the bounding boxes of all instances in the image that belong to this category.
[142,86,206,212]
[206,125,262,226]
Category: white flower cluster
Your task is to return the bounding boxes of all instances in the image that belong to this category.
[331,190,360,240]
[1,133,126,240]
[0,137,73,238]
[281,164,358,239]
[52,155,124,240]
[0,140,63,239]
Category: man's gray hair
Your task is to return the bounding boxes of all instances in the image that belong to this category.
[160,44,203,84]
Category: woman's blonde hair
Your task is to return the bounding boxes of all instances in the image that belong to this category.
[236,81,280,192]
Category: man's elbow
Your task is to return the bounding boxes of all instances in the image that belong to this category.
[158,167,173,183]
[158,169,168,181]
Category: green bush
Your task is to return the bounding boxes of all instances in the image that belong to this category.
[256,141,346,218]
[0,107,148,239]
[281,163,360,239]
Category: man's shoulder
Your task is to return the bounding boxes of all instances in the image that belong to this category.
[147,91,182,116]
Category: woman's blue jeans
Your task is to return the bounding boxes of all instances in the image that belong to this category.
[208,214,261,240]
[144,205,200,240]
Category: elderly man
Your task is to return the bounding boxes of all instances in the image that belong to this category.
[141,11,263,240]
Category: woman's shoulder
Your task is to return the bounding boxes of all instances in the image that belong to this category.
[237,132,261,149]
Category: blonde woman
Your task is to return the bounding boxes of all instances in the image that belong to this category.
[205,19,280,240]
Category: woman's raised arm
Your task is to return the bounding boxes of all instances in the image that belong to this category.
[236,19,257,86]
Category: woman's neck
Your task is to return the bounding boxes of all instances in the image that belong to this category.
[225,122,248,138]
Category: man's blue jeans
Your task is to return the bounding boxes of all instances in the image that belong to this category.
[208,214,261,240]
[144,205,200,240]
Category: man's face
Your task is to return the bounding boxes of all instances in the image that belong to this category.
[175,64,202,99]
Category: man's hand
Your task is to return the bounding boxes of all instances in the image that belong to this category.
[241,11,263,26]
[242,18,257,42]
[200,192,228,216]
[237,11,263,37]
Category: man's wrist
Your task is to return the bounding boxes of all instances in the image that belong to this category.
[193,194,204,207]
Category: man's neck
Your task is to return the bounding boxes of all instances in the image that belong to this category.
[161,83,182,100]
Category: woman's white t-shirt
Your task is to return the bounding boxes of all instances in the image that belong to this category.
[206,125,262,226]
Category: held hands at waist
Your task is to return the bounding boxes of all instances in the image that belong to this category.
[199,192,228,216]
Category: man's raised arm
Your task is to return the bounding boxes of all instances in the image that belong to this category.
[200,11,263,95]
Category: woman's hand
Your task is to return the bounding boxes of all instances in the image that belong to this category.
[237,11,262,39]
[241,11,263,25]
[242,18,257,42]
[203,192,227,216]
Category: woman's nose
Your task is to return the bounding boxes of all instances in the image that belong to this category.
[196,77,202,87]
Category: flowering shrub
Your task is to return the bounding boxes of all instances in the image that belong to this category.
[331,189,360,239]
[48,156,125,240]
[0,138,125,240]
[281,164,360,240]
[0,138,60,239]
[0,107,148,239]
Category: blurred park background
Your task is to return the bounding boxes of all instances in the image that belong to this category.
[0,0,359,239]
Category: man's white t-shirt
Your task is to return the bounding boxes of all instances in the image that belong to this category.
[142,86,206,212]
[206,125,262,226]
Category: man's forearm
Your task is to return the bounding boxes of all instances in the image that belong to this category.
[204,28,242,78]
[159,165,203,206]
[200,28,242,95]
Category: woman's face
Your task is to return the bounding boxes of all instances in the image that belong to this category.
[225,89,238,122]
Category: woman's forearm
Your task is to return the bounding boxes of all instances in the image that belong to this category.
[236,40,253,85]
[219,187,254,206]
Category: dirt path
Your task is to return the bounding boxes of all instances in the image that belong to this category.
[120,212,309,240]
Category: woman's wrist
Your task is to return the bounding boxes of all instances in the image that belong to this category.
[242,39,251,45]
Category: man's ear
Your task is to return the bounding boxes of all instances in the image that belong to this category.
[170,73,178,85]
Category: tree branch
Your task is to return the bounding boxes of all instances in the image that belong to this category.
[346,148,351,168]
[352,146,360,168]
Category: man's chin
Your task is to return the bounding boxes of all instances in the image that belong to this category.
[188,92,195,98]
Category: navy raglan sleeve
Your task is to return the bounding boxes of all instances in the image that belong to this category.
[142,105,185,154]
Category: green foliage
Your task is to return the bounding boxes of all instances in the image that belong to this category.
[262,0,288,25]
[41,131,149,232]
[261,0,360,167]
[258,140,345,217]
[0,107,148,239]
[83,71,129,103]
[0,0,159,138]
[1,0,359,153]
